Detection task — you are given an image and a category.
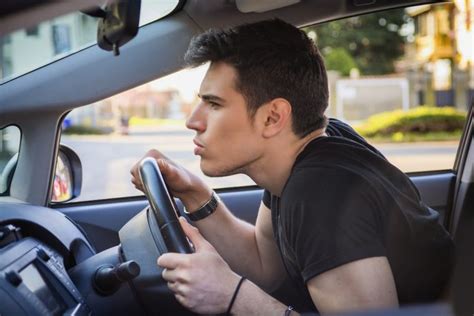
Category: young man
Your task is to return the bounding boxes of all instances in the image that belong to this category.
[131,19,453,315]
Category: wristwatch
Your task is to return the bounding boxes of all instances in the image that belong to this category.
[183,191,220,221]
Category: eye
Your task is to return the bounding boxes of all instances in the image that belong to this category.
[209,101,221,109]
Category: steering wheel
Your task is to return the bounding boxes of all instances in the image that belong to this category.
[117,157,194,315]
[138,157,193,254]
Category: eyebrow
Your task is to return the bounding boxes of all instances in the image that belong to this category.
[198,94,226,103]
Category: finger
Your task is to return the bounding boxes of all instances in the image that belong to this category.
[131,180,144,192]
[130,149,164,179]
[146,149,167,160]
[179,217,208,251]
[157,253,188,269]
[132,180,142,189]
[131,177,139,186]
[130,163,138,176]
[174,293,187,307]
[130,172,138,184]
[167,281,189,297]
[130,164,143,186]
[157,159,183,183]
[132,181,139,189]
[167,281,179,293]
[157,159,173,178]
[162,268,181,283]
[131,177,142,187]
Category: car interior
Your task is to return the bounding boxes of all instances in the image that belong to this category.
[0,0,473,315]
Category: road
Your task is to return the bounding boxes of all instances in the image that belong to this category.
[61,127,459,202]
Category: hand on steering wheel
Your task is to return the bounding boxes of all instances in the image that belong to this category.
[139,157,193,254]
[131,150,213,213]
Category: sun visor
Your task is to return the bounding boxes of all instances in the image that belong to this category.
[236,0,301,13]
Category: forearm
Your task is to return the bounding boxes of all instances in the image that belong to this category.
[231,278,298,316]
[192,202,266,285]
[179,188,281,290]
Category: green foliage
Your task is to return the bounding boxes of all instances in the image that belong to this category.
[62,125,110,135]
[355,107,467,139]
[367,131,463,143]
[305,9,407,75]
[324,48,358,76]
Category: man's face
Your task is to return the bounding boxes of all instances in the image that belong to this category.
[186,62,264,177]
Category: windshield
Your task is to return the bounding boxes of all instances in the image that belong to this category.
[0,0,179,84]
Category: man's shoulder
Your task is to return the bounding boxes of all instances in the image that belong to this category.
[325,118,385,158]
[293,137,383,175]
[284,163,370,203]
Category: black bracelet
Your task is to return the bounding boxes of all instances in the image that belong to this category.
[226,276,246,315]
[184,191,220,221]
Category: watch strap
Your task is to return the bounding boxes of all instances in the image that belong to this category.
[184,191,219,221]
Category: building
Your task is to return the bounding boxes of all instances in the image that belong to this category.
[0,12,96,81]
[407,2,474,109]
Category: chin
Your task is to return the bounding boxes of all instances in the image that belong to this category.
[200,164,227,177]
[200,160,238,177]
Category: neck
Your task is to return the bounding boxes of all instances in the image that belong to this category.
[248,128,326,197]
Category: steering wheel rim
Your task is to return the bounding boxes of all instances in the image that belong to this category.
[138,157,192,254]
[116,157,196,315]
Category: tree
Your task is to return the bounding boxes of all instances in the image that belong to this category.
[306,8,407,75]
[324,47,358,76]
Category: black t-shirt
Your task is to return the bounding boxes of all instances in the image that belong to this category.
[263,119,454,313]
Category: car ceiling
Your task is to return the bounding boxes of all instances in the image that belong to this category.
[0,0,448,123]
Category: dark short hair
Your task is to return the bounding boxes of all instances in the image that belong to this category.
[184,19,329,137]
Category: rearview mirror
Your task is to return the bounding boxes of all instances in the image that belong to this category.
[84,0,141,56]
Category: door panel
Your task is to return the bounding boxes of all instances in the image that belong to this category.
[410,173,456,225]
[55,172,454,252]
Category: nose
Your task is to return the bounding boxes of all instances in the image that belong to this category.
[185,102,206,132]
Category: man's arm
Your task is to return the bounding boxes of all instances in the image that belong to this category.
[194,201,285,291]
[158,218,294,315]
[229,256,398,315]
[131,150,284,290]
[307,256,399,314]
[232,256,398,315]
[159,218,398,315]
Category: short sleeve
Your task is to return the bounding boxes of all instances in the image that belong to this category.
[281,167,386,283]
[262,189,272,209]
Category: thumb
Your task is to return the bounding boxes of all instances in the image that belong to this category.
[157,159,180,182]
[179,217,208,251]
[157,158,171,175]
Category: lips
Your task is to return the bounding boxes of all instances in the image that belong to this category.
[193,138,204,155]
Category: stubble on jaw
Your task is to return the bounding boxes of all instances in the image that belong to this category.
[199,155,260,178]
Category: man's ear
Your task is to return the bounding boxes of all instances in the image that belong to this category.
[261,98,292,138]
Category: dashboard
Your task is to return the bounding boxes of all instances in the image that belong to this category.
[0,202,96,315]
[0,202,193,315]
[0,235,89,315]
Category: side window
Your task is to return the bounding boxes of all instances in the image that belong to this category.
[0,126,21,195]
[58,3,467,203]
[305,3,467,173]
[59,66,254,202]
